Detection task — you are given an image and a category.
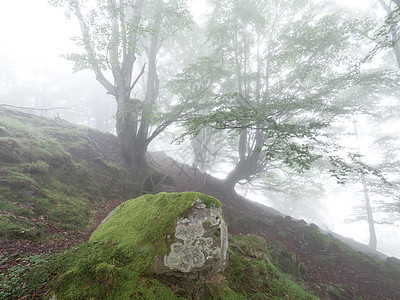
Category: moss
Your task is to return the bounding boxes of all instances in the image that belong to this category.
[90,192,220,260]
[0,107,138,239]
[51,192,220,299]
[267,241,309,281]
[9,216,318,299]
[229,234,268,260]
[307,228,333,250]
[205,284,246,300]
[225,234,316,299]
[314,254,337,267]
[278,230,288,239]
[0,215,43,240]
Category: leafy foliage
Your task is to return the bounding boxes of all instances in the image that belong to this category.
[171,0,384,187]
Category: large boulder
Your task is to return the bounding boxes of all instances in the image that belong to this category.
[153,198,228,281]
[84,192,228,298]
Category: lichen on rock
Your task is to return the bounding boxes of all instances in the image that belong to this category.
[154,199,228,281]
[50,192,226,299]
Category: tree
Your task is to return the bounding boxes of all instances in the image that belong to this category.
[190,128,220,172]
[376,0,400,68]
[365,0,400,66]
[179,0,377,191]
[353,120,377,250]
[49,0,192,169]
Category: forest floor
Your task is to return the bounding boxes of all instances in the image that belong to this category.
[0,198,123,276]
[1,151,400,299]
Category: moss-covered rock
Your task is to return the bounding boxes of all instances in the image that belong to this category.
[52,192,224,299]
[48,195,317,300]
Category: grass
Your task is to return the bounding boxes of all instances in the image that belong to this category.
[0,107,137,239]
[2,219,317,300]
[225,234,316,300]
[0,253,51,299]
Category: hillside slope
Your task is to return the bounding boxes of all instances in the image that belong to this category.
[1,107,400,299]
[149,151,400,299]
[0,107,137,240]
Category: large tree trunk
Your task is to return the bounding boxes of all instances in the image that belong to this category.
[354,120,377,250]
[223,159,255,190]
[359,173,377,250]
[115,95,148,169]
[223,129,264,190]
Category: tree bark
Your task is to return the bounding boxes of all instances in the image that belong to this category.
[378,0,400,68]
[223,129,264,190]
[137,0,162,143]
[359,173,378,250]
[354,120,377,250]
[393,0,400,7]
[115,95,147,169]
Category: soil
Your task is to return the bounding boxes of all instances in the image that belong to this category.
[1,151,400,299]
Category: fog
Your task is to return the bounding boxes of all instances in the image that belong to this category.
[1,0,400,259]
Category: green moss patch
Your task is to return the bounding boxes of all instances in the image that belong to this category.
[224,234,316,300]
[49,192,220,299]
[0,214,43,240]
[268,241,309,281]
[8,230,319,299]
[90,192,221,266]
[0,107,136,239]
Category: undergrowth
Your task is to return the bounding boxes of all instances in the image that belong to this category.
[1,234,317,300]
[224,234,317,300]
[0,107,136,239]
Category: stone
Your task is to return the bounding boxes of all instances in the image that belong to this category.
[153,199,228,281]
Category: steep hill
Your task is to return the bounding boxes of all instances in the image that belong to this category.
[0,107,138,239]
[1,107,399,299]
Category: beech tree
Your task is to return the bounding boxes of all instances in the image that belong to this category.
[49,0,192,169]
[178,0,377,190]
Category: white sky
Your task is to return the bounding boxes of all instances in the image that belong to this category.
[1,0,399,258]
[0,0,379,71]
[0,0,79,79]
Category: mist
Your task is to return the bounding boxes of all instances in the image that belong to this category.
[1,0,400,298]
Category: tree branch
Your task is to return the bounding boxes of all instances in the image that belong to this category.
[72,0,116,95]
[122,0,144,80]
[130,63,146,91]
[379,0,391,12]
[109,0,123,86]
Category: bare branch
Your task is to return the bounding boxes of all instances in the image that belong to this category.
[379,0,391,12]
[72,0,116,95]
[130,63,146,91]
[109,0,123,86]
[122,0,144,80]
